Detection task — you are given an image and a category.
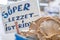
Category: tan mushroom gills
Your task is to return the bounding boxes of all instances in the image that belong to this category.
[15,17,60,40]
[38,17,60,38]
[29,17,60,40]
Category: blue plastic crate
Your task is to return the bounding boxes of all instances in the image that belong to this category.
[15,34,38,40]
[15,34,28,40]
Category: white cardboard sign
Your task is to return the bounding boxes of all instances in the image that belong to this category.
[2,0,40,33]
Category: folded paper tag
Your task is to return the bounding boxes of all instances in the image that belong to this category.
[2,0,40,33]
